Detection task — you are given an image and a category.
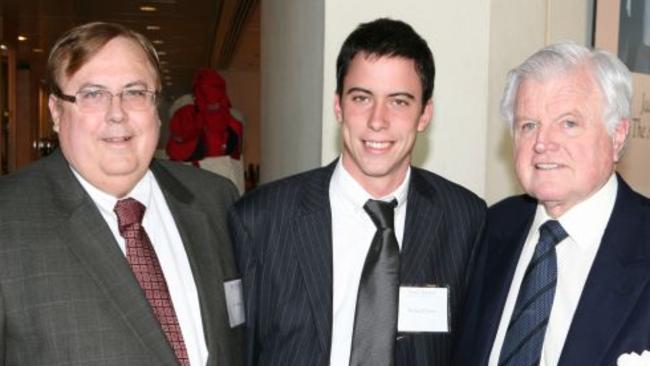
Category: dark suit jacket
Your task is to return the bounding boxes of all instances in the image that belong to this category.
[455,175,650,366]
[229,161,486,366]
[0,150,243,365]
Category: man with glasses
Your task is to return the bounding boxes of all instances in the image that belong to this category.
[0,22,243,365]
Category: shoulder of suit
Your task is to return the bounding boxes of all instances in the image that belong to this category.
[234,165,331,210]
[153,159,240,207]
[410,166,486,208]
[0,152,65,197]
[489,194,533,209]
[617,174,650,210]
[0,153,82,225]
[487,194,535,229]
[155,158,236,189]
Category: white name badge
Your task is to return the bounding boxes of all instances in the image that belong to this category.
[223,278,245,328]
[397,286,449,333]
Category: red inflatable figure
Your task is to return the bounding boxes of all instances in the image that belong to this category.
[166,68,243,165]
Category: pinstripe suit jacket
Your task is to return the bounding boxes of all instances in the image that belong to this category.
[229,161,486,366]
[0,150,243,365]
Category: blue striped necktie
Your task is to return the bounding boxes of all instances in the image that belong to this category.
[498,220,568,366]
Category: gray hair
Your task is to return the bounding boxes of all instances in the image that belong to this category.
[500,41,633,134]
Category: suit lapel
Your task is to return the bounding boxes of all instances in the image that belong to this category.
[400,169,443,283]
[475,199,535,365]
[151,162,236,365]
[50,153,176,365]
[559,178,650,366]
[290,163,336,357]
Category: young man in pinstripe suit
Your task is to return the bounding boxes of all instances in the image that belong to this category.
[229,18,486,366]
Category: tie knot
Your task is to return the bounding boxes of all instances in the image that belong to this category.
[363,199,397,230]
[539,220,568,246]
[114,198,146,229]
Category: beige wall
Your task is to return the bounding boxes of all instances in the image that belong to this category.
[485,0,592,204]
[260,0,324,182]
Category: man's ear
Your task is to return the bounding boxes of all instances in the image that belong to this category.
[417,99,434,132]
[333,93,343,123]
[48,95,62,133]
[612,119,630,163]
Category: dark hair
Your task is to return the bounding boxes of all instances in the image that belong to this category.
[47,22,161,95]
[336,18,435,103]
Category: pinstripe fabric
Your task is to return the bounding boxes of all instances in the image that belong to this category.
[0,150,243,366]
[229,160,486,366]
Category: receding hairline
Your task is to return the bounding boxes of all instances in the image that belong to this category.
[47,22,161,94]
[55,36,159,88]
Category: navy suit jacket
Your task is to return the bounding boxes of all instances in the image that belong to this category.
[455,175,650,365]
[229,161,486,366]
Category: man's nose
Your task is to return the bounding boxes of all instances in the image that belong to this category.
[106,94,126,122]
[368,102,388,131]
[533,124,559,153]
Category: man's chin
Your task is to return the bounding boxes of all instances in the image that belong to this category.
[530,188,572,211]
[99,161,143,178]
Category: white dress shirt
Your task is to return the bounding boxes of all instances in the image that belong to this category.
[489,174,618,366]
[328,159,409,366]
[72,168,208,366]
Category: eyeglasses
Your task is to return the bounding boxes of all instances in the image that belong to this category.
[55,88,159,112]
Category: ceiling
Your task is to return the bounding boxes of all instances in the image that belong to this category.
[1,0,260,101]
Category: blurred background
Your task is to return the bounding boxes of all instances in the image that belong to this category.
[0,0,260,188]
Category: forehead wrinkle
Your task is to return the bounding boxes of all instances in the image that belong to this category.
[518,74,595,113]
[77,39,153,81]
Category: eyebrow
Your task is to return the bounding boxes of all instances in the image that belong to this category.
[346,87,416,100]
[76,81,150,91]
[553,111,581,121]
[346,87,372,95]
[124,81,150,89]
[77,83,107,91]
[515,111,580,123]
[388,92,416,100]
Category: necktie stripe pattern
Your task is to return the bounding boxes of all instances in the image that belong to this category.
[498,220,568,366]
[349,199,399,366]
[114,198,190,366]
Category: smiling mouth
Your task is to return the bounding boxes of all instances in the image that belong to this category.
[103,136,132,143]
[364,140,392,149]
[535,163,560,170]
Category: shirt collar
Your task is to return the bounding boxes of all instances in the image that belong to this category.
[532,173,618,249]
[331,157,410,212]
[70,166,155,215]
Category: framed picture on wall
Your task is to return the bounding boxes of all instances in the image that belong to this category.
[594,0,650,196]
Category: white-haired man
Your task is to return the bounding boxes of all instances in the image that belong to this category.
[455,42,650,366]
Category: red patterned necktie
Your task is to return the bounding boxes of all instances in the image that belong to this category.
[114,198,190,366]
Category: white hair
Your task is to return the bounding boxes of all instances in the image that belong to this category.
[500,41,633,135]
